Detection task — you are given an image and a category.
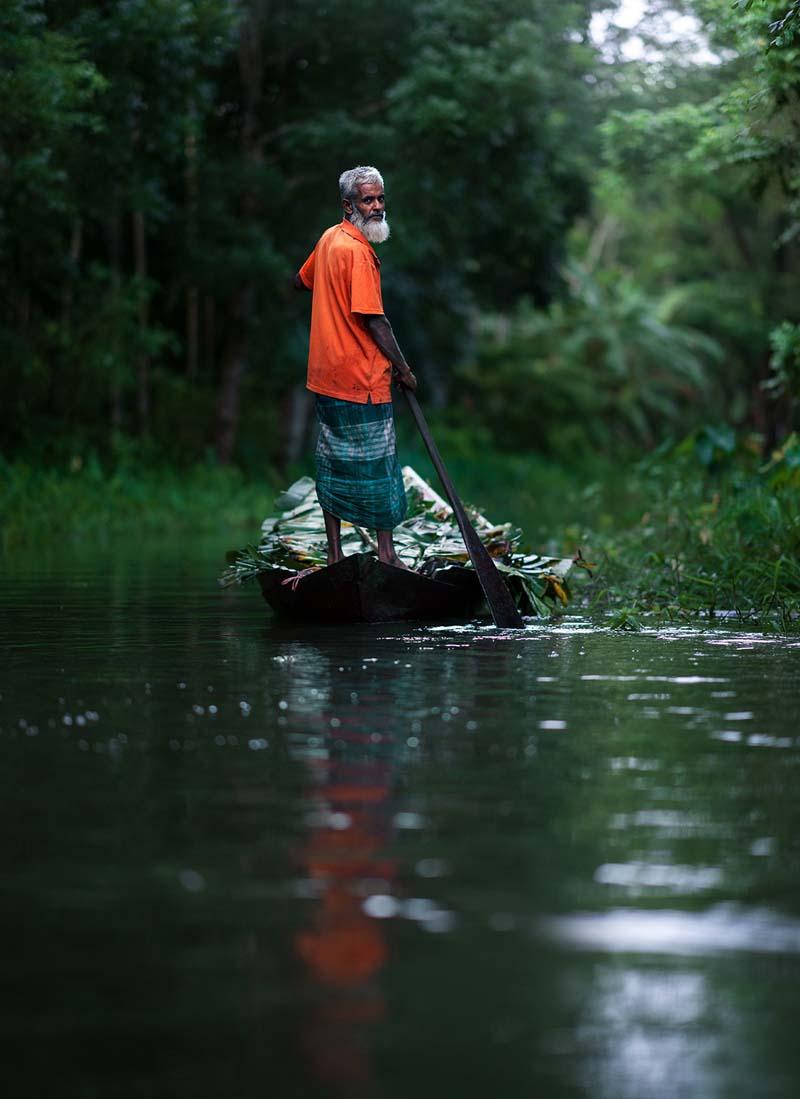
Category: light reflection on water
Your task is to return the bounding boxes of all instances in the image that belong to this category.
[2,539,800,1098]
[568,966,720,1099]
[542,905,800,956]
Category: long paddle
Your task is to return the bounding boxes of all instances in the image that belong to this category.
[401,388,524,629]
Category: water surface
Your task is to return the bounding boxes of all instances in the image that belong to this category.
[3,537,800,1098]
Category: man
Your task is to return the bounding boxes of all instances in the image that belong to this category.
[294,165,417,568]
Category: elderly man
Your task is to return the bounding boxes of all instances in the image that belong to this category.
[294,165,417,568]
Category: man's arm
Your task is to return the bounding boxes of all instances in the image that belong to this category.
[293,272,310,291]
[363,314,417,390]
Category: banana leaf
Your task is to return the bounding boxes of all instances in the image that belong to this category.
[221,467,577,617]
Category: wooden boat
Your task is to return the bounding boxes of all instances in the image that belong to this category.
[257,552,486,624]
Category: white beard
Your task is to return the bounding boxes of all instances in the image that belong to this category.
[351,209,390,244]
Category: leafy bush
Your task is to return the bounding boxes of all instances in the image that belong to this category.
[581,428,800,628]
[458,265,722,458]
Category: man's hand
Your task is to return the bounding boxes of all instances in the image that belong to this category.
[363,313,416,391]
[393,365,417,391]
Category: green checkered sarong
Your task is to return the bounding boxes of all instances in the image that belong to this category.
[314,395,407,530]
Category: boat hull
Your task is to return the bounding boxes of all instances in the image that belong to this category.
[257,554,485,624]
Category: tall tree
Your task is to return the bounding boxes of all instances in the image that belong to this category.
[576,0,800,442]
[0,0,614,463]
[0,0,103,445]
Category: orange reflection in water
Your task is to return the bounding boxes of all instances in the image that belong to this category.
[294,744,396,1094]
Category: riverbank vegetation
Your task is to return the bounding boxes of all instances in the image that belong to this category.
[574,431,800,629]
[2,1,799,623]
[0,455,277,545]
[409,424,800,628]
[5,428,798,628]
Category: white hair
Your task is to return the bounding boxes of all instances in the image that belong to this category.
[338,165,384,203]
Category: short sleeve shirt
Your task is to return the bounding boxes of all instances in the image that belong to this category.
[299,219,392,404]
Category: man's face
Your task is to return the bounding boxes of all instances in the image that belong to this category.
[346,182,386,223]
[344,181,390,243]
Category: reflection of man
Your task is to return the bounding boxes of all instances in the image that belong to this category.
[293,721,396,1095]
[295,166,416,568]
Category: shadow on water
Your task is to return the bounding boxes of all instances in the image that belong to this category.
[2,535,800,1097]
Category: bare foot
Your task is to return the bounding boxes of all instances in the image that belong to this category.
[376,530,409,569]
[381,554,411,571]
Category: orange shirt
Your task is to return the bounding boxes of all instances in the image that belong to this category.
[299,219,392,404]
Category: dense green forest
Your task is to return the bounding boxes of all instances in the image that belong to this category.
[3,0,797,467]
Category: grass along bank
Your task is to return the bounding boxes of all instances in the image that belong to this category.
[571,431,800,630]
[396,429,800,629]
[0,455,280,550]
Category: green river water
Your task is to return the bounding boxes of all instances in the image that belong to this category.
[3,536,800,1098]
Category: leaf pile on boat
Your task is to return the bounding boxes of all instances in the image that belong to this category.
[221,467,578,616]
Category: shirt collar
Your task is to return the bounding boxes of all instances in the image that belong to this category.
[340,218,381,264]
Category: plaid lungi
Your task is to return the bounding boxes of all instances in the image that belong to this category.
[314,395,407,530]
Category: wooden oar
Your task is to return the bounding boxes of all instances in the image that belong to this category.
[401,388,524,629]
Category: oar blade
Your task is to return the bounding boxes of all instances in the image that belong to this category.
[401,389,524,629]
[461,521,525,628]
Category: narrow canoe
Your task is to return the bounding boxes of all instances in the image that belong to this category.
[257,553,485,624]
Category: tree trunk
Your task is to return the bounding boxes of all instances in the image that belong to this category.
[204,294,216,376]
[215,285,255,464]
[212,2,265,462]
[133,208,150,435]
[108,201,123,434]
[185,103,200,379]
[746,348,774,449]
[283,385,313,465]
[187,287,200,380]
[61,216,83,327]
[15,289,31,332]
[723,205,754,270]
